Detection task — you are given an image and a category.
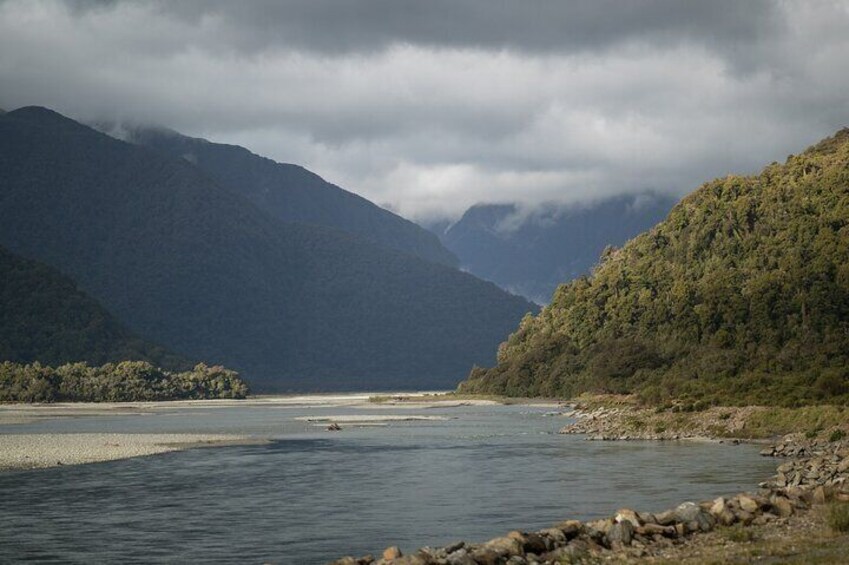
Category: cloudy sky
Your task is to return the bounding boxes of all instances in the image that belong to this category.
[1,1,848,220]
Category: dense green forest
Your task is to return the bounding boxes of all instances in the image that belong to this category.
[0,361,248,402]
[125,125,459,268]
[460,129,849,407]
[0,244,182,369]
[0,107,534,391]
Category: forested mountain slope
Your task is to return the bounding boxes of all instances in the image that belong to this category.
[460,129,849,406]
[124,126,458,267]
[0,244,180,368]
[434,195,675,304]
[0,107,534,391]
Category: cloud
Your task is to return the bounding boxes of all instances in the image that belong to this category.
[1,0,848,220]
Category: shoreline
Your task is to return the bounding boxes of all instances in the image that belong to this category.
[0,433,266,471]
[330,396,849,564]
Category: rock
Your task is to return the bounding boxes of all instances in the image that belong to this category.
[769,496,794,517]
[672,502,702,523]
[469,548,503,565]
[709,497,727,517]
[585,518,613,536]
[655,509,677,526]
[716,509,737,526]
[734,509,755,525]
[482,536,523,557]
[537,528,567,547]
[443,541,465,554]
[607,521,634,547]
[635,523,675,537]
[553,520,583,538]
[737,495,759,513]
[542,542,589,563]
[383,546,403,560]
[445,549,476,565]
[615,508,642,528]
[814,485,833,504]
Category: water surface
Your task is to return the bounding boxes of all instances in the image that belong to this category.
[0,400,776,564]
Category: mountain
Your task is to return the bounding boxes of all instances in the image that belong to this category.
[0,244,181,368]
[431,195,676,304]
[460,129,849,406]
[0,107,535,391]
[115,125,458,268]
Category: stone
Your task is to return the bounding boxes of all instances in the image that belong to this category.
[672,502,703,523]
[553,520,583,538]
[537,528,567,547]
[655,509,677,526]
[709,497,727,517]
[482,536,523,557]
[737,495,759,513]
[607,521,634,546]
[615,508,642,528]
[443,541,465,554]
[635,523,675,537]
[717,509,737,526]
[445,549,476,565]
[585,518,613,535]
[770,496,794,517]
[383,546,403,560]
[813,485,833,504]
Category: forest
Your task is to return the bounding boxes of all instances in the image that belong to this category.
[460,129,849,407]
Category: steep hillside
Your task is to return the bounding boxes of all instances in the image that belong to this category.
[460,129,849,406]
[0,245,181,368]
[0,107,534,391]
[122,126,458,267]
[434,195,675,303]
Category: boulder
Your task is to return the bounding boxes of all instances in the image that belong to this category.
[554,519,584,538]
[538,527,567,547]
[769,495,794,517]
[607,521,634,547]
[615,508,642,528]
[382,546,403,560]
[737,495,759,513]
[445,549,476,565]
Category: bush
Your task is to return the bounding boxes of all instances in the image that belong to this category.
[830,429,846,442]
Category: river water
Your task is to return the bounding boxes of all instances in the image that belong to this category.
[0,399,776,564]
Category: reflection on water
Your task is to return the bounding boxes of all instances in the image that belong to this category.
[0,402,775,564]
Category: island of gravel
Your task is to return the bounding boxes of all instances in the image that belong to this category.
[331,394,849,565]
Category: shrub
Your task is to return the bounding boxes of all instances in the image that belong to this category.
[829,429,846,442]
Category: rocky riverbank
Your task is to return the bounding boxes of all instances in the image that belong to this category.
[329,400,849,564]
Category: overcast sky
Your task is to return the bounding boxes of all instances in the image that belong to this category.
[1,1,848,220]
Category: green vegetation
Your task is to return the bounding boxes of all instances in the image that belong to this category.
[720,524,757,543]
[827,502,849,533]
[0,244,182,369]
[460,129,849,406]
[0,361,248,402]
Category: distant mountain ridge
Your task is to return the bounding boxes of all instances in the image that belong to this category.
[432,195,676,303]
[114,125,458,268]
[0,106,534,391]
[460,128,849,406]
[0,244,181,368]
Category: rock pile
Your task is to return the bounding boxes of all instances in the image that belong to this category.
[759,436,849,501]
[329,488,826,565]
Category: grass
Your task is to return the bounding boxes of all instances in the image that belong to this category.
[738,405,847,439]
[827,502,849,533]
[719,524,756,543]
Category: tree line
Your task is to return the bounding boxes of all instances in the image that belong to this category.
[0,361,249,402]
